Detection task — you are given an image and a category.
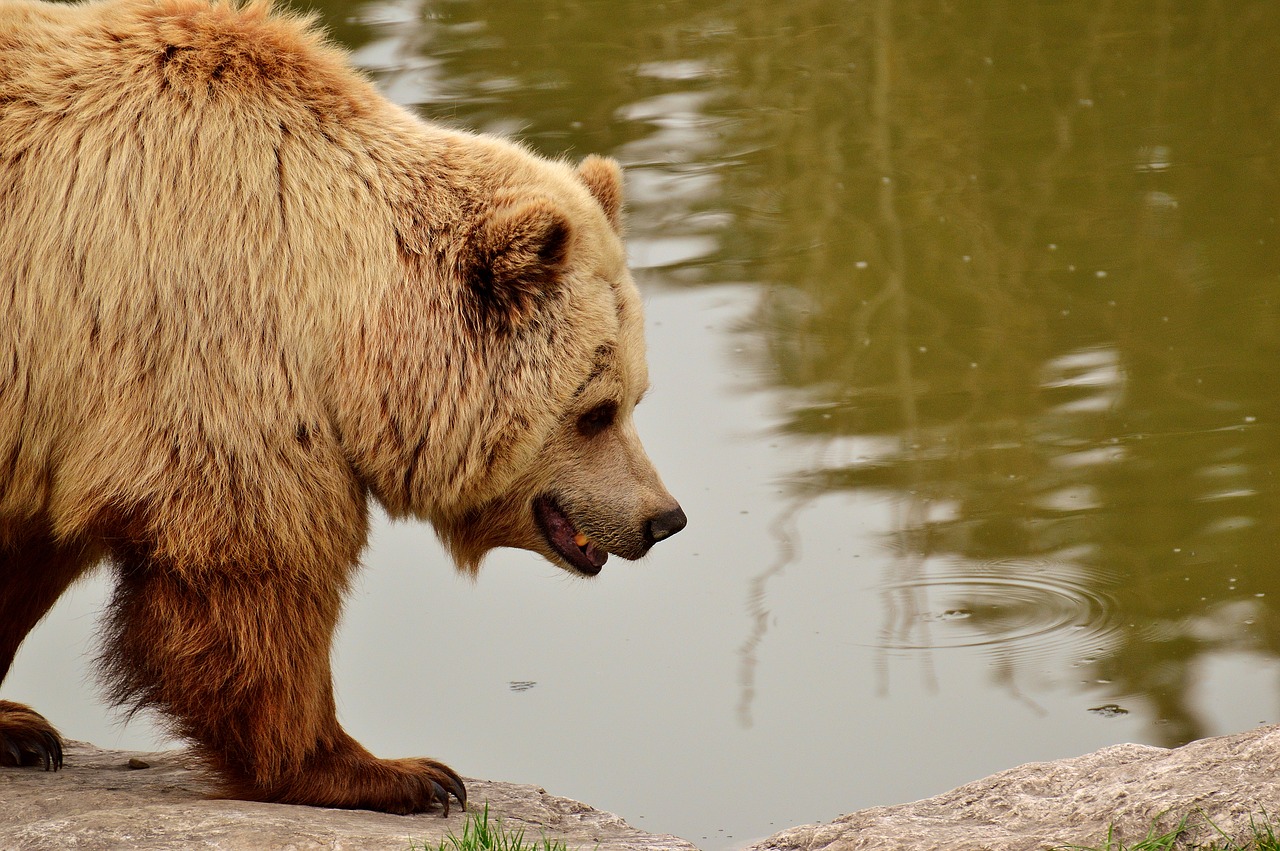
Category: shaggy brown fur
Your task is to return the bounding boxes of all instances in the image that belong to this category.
[0,0,684,814]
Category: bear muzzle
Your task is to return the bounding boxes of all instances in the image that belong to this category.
[532,496,687,576]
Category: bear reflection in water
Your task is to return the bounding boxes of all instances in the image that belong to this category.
[0,0,684,815]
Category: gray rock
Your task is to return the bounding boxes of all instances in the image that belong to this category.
[12,728,1280,851]
[0,741,699,851]
[748,724,1280,851]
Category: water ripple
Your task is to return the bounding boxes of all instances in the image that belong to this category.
[876,570,1120,653]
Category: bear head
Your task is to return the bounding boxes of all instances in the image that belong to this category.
[344,142,685,576]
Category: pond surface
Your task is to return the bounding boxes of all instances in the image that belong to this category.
[10,1,1280,848]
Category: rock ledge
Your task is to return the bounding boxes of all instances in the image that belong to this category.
[0,741,699,850]
[9,727,1280,851]
[747,724,1280,851]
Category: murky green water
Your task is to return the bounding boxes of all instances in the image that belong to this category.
[11,1,1280,848]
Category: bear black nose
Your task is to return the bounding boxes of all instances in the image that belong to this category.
[645,505,687,545]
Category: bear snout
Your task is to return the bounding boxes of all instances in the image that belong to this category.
[644,505,687,546]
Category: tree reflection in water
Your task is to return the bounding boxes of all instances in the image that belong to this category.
[723,1,1280,747]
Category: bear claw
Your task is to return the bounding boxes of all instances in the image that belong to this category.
[0,726,63,771]
[0,703,64,771]
[440,774,467,811]
[430,780,450,815]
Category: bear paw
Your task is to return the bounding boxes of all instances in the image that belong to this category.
[366,757,467,816]
[0,700,63,771]
[255,753,467,816]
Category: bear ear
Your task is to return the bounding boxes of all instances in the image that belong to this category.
[578,155,624,232]
[467,198,572,327]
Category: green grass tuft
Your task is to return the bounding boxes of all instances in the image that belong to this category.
[409,803,571,851]
[1059,810,1280,851]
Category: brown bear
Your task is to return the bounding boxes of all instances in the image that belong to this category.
[0,0,685,815]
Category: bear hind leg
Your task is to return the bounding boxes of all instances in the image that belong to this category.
[0,531,99,770]
[103,556,465,814]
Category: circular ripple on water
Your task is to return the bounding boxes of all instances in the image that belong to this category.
[875,573,1121,653]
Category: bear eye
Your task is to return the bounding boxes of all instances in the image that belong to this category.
[576,401,617,437]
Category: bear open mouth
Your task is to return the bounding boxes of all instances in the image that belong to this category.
[533,495,608,576]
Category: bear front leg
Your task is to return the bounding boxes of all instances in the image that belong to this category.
[102,559,465,814]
